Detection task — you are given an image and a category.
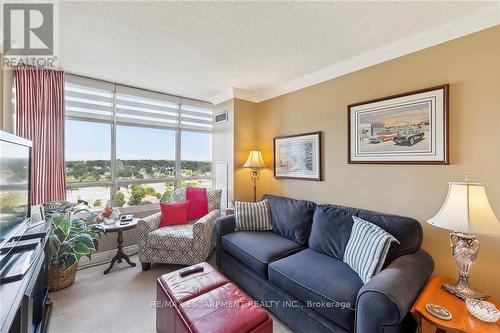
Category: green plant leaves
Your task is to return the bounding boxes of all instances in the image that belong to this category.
[53,227,66,243]
[64,253,77,270]
[58,241,73,257]
[48,234,61,259]
[60,218,71,235]
[75,234,94,249]
[93,238,99,251]
[73,242,90,255]
[48,206,103,270]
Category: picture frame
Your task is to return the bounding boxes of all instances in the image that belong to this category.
[348,84,449,164]
[274,132,322,181]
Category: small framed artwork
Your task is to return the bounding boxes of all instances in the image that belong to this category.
[348,84,449,164]
[274,132,322,181]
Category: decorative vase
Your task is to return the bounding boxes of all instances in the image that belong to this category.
[48,263,78,291]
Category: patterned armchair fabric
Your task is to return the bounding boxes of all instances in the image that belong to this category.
[137,188,221,266]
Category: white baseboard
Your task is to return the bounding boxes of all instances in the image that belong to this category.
[78,244,138,270]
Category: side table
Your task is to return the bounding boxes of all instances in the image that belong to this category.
[411,276,500,333]
[93,218,139,274]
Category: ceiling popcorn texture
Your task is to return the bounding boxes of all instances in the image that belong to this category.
[59,1,497,102]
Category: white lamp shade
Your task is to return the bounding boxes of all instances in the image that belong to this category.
[428,182,500,235]
[243,150,266,169]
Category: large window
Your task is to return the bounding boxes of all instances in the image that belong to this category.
[64,75,213,211]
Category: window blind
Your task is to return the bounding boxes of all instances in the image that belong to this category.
[65,75,114,122]
[64,75,213,131]
[115,85,181,129]
[180,99,213,132]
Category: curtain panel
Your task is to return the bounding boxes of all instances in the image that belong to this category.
[15,67,66,204]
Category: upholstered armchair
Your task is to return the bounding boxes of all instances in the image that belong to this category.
[137,188,221,270]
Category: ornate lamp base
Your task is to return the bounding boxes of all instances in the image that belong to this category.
[442,277,486,300]
[443,232,486,300]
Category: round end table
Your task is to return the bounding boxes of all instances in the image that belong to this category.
[93,218,139,274]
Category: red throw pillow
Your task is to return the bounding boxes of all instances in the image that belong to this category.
[186,187,208,220]
[160,200,190,227]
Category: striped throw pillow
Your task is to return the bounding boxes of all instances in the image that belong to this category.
[343,216,400,283]
[235,200,273,231]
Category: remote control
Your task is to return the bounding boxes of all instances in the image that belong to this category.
[179,266,204,277]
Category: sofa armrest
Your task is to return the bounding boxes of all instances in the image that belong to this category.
[214,215,236,267]
[137,212,161,241]
[355,249,434,333]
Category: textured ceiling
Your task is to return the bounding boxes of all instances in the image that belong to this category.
[59,1,495,102]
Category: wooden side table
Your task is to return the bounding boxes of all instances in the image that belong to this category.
[411,276,500,333]
[93,218,139,274]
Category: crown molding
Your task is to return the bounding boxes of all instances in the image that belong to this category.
[211,87,262,105]
[232,88,261,103]
[210,5,500,105]
[211,88,234,105]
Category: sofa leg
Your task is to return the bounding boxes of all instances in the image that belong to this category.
[141,263,151,271]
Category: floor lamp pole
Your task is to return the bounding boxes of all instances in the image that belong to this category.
[251,169,259,202]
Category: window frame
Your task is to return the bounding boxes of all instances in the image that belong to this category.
[64,80,213,213]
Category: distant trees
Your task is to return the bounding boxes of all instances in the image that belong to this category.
[66,159,211,183]
[128,185,146,206]
[160,185,174,202]
[115,192,126,207]
[65,159,212,207]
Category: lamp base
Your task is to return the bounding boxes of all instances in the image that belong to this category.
[442,278,486,300]
[444,232,487,300]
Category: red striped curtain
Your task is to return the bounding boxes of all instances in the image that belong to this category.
[15,67,66,205]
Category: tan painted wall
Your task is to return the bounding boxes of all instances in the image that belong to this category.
[241,26,500,298]
[234,99,259,202]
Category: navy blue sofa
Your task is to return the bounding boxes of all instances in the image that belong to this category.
[215,194,434,333]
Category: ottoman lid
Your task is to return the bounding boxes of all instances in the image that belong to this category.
[180,283,269,333]
[158,262,229,304]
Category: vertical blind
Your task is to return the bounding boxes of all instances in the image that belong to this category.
[65,74,213,131]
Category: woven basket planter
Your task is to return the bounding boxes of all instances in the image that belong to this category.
[48,263,78,291]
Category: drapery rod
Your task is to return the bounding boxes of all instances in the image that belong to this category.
[66,72,212,105]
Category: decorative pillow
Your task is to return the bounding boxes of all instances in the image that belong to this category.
[343,216,400,283]
[160,200,190,227]
[186,187,208,220]
[235,200,273,231]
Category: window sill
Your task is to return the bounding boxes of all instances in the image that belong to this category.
[118,204,160,215]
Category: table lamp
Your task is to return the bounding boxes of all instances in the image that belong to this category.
[428,175,500,300]
[243,150,266,202]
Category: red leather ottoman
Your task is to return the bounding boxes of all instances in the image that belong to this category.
[156,262,273,333]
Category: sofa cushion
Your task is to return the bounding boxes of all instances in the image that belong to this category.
[309,205,354,260]
[262,194,316,245]
[147,224,194,251]
[356,209,422,262]
[222,231,304,278]
[234,200,273,231]
[309,204,423,263]
[268,249,362,332]
[343,216,399,283]
[186,187,208,220]
[160,201,190,227]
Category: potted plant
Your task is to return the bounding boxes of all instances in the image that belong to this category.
[45,201,102,291]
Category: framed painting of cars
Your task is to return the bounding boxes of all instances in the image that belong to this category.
[348,84,448,164]
[274,132,322,180]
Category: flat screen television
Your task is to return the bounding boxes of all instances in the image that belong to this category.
[0,130,32,248]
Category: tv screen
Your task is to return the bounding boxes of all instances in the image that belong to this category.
[0,133,31,246]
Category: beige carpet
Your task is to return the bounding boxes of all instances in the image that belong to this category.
[48,254,293,333]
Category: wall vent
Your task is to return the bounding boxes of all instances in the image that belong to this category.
[214,111,228,124]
